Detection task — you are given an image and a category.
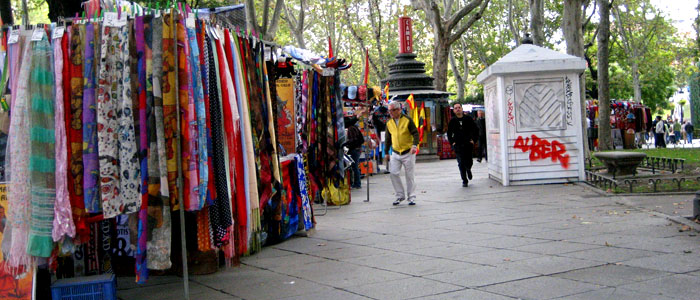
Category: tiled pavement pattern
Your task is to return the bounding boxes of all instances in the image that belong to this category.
[118,159,700,299]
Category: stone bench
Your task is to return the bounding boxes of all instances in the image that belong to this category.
[594,152,647,178]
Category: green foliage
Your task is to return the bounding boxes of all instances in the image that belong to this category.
[689,71,700,124]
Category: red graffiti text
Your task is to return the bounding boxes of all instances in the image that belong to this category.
[514,135,570,169]
[507,98,515,126]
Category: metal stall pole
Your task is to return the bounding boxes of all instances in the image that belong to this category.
[172,10,190,300]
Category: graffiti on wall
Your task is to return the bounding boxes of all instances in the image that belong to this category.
[514,134,570,169]
[565,77,573,126]
[506,85,515,126]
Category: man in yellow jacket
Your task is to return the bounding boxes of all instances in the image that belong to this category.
[385,101,420,206]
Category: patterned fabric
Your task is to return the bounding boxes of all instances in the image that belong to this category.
[188,25,208,211]
[196,207,212,252]
[15,33,56,257]
[196,20,215,209]
[295,154,313,230]
[83,22,100,214]
[68,24,88,242]
[96,24,140,218]
[52,29,76,242]
[134,16,149,283]
[222,29,248,256]
[177,19,199,211]
[146,16,172,272]
[232,33,261,253]
[6,31,34,268]
[162,13,179,210]
[206,33,230,247]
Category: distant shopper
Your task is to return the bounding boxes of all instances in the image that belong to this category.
[686,121,695,144]
[344,116,364,189]
[673,119,681,145]
[655,116,666,148]
[385,101,420,206]
[447,103,479,187]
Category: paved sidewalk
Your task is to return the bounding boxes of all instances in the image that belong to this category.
[118,158,700,300]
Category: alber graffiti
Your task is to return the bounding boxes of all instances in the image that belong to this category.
[514,135,570,169]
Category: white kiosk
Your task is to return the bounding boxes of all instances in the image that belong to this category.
[476,44,587,186]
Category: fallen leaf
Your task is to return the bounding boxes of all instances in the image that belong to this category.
[614,262,622,265]
[503,258,511,262]
[624,211,630,214]
[679,225,691,232]
[606,189,612,193]
[673,203,680,206]
[684,250,693,254]
[572,215,577,219]
[317,243,326,246]
[581,222,592,225]
[605,241,612,247]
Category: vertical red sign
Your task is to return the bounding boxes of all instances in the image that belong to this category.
[399,16,413,54]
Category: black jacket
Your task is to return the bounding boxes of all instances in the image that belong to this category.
[447,115,479,148]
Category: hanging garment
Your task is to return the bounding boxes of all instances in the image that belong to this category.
[205,33,230,247]
[11,30,59,261]
[196,20,215,209]
[176,17,199,211]
[67,24,89,243]
[146,16,172,272]
[232,34,260,253]
[223,29,247,256]
[295,154,313,230]
[52,28,76,242]
[5,31,34,269]
[83,22,100,214]
[187,22,208,211]
[162,13,179,210]
[96,22,140,218]
[134,16,149,284]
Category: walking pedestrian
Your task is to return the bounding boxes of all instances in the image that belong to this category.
[673,119,681,145]
[686,121,694,144]
[384,101,420,206]
[447,103,479,187]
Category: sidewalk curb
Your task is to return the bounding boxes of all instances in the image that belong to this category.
[615,196,700,232]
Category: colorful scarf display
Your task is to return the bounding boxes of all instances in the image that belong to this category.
[0,9,349,283]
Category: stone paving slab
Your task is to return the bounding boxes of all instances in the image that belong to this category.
[118,159,700,300]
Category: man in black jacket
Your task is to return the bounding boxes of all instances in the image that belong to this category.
[344,116,364,189]
[447,103,479,187]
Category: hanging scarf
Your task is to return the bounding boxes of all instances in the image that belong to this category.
[295,154,313,230]
[195,21,214,252]
[83,22,100,214]
[147,16,172,271]
[52,28,75,242]
[223,29,247,256]
[96,22,140,218]
[206,33,230,247]
[67,24,88,243]
[176,17,199,211]
[188,22,208,211]
[5,31,34,269]
[134,16,149,283]
[232,34,261,253]
[162,13,179,210]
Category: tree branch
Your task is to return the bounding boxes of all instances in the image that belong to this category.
[445,0,482,32]
[448,0,489,45]
[508,0,521,45]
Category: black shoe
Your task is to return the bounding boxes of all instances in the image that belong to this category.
[462,182,469,187]
[392,198,404,205]
[476,158,482,163]
[467,170,473,180]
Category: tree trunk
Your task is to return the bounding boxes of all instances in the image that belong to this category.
[433,37,450,92]
[0,0,12,25]
[596,0,612,151]
[529,0,544,46]
[631,61,642,103]
[449,48,465,101]
[563,0,590,157]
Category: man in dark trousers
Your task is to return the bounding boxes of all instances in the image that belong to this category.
[476,110,487,162]
[447,103,479,187]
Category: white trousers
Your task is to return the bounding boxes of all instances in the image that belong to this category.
[390,152,416,200]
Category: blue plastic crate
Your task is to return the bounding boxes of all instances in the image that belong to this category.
[51,274,116,300]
